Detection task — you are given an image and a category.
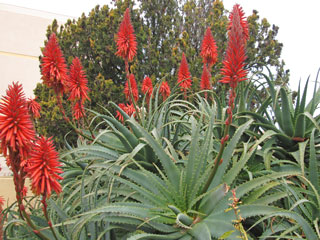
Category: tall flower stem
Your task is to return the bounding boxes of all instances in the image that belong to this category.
[41,196,59,240]
[56,95,91,140]
[9,150,25,219]
[9,151,49,240]
[201,88,236,195]
[55,95,112,149]
[79,101,95,139]
[124,59,142,123]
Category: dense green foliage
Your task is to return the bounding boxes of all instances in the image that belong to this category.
[34,0,289,147]
[5,74,320,239]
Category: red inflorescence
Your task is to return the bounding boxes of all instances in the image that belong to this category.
[116,103,126,122]
[115,8,137,62]
[27,136,63,198]
[27,97,41,119]
[72,101,85,120]
[67,57,90,103]
[200,65,212,91]
[228,4,249,42]
[177,53,192,93]
[124,103,136,117]
[0,83,35,162]
[200,27,218,67]
[116,103,136,121]
[159,81,171,100]
[124,74,139,103]
[141,76,153,100]
[41,33,68,95]
[220,4,248,89]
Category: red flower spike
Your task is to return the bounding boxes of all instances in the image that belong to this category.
[116,103,126,122]
[124,103,136,117]
[200,27,218,67]
[177,53,192,93]
[124,74,139,103]
[0,82,35,161]
[228,4,249,42]
[220,4,248,89]
[41,33,68,95]
[27,97,41,119]
[141,76,153,100]
[200,65,212,91]
[72,101,85,120]
[27,136,63,198]
[159,81,171,100]
[115,8,137,62]
[67,57,90,103]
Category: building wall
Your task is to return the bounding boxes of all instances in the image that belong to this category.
[0,3,71,97]
[0,4,72,176]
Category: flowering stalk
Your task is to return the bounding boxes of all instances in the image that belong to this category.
[141,76,153,104]
[115,8,142,123]
[228,189,248,240]
[201,27,218,70]
[27,136,63,239]
[41,195,58,240]
[0,83,50,239]
[177,53,192,100]
[201,4,248,195]
[200,65,212,99]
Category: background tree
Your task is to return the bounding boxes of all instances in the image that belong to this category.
[34,0,289,147]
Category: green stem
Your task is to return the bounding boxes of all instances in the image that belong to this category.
[42,196,59,240]
[9,150,49,239]
[21,208,50,240]
[80,101,95,139]
[200,123,230,195]
[200,88,236,195]
[56,94,111,149]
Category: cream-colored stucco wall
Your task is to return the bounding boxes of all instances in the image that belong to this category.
[0,4,72,176]
[0,3,72,97]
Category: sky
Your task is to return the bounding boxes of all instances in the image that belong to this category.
[1,0,320,92]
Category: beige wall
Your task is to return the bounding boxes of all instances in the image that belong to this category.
[0,3,71,97]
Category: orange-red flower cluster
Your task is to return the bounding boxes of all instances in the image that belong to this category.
[200,65,212,91]
[0,82,35,161]
[116,103,136,122]
[159,81,171,100]
[141,76,153,102]
[124,74,139,103]
[67,57,90,102]
[67,57,90,120]
[41,33,68,95]
[125,103,136,117]
[27,136,63,198]
[228,5,249,42]
[177,53,192,93]
[116,8,137,62]
[201,27,218,67]
[27,97,41,119]
[116,103,126,122]
[73,101,86,120]
[220,4,248,89]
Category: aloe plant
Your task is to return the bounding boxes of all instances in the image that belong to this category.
[240,68,320,151]
[54,110,315,239]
